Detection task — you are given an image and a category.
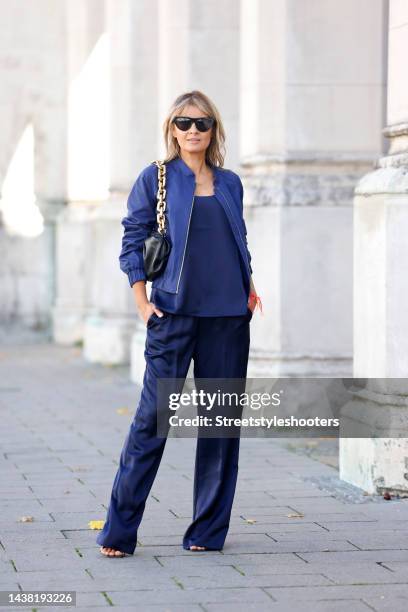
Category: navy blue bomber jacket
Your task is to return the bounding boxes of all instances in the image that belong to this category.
[119,156,253,295]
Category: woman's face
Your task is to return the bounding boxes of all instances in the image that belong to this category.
[171,104,213,158]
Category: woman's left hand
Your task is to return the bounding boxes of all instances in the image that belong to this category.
[248,276,262,313]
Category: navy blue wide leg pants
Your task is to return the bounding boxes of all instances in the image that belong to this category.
[96,308,252,555]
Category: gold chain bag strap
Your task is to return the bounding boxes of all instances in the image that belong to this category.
[143,160,172,281]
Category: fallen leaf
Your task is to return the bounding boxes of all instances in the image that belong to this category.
[19,516,34,522]
[89,520,105,530]
[287,513,304,518]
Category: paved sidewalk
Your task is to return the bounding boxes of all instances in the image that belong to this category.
[1,342,408,611]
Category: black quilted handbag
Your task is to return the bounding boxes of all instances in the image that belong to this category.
[143,160,171,281]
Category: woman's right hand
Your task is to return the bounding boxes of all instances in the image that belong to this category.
[131,281,164,325]
[140,301,164,325]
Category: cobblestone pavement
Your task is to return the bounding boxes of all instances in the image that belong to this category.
[1,341,408,611]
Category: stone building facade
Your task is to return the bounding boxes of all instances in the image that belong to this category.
[2,0,408,493]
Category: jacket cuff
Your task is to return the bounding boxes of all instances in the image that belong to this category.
[127,267,147,287]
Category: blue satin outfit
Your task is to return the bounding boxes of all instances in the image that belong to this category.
[97,189,252,556]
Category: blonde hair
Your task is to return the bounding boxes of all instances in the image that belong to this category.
[162,90,226,167]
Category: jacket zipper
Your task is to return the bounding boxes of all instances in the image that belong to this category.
[218,187,251,276]
[176,192,195,293]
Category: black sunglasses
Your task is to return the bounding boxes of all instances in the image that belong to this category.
[172,116,215,132]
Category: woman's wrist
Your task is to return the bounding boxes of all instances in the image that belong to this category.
[131,281,150,312]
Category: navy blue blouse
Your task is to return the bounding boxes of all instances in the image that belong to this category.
[149,194,248,316]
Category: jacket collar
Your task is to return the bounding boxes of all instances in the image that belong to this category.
[169,156,222,187]
[170,156,195,177]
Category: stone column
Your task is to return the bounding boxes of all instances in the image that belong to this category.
[240,0,388,376]
[340,0,408,495]
[53,0,158,364]
[82,0,159,364]
[52,0,108,344]
[0,0,66,334]
[129,0,242,381]
[156,0,240,168]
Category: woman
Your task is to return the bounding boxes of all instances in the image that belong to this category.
[97,90,261,557]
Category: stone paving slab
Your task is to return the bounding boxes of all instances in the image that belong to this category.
[362,600,408,612]
[264,583,408,602]
[45,607,204,612]
[203,602,379,612]
[156,552,309,571]
[1,342,408,612]
[297,549,408,564]
[175,570,333,589]
[106,586,275,606]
